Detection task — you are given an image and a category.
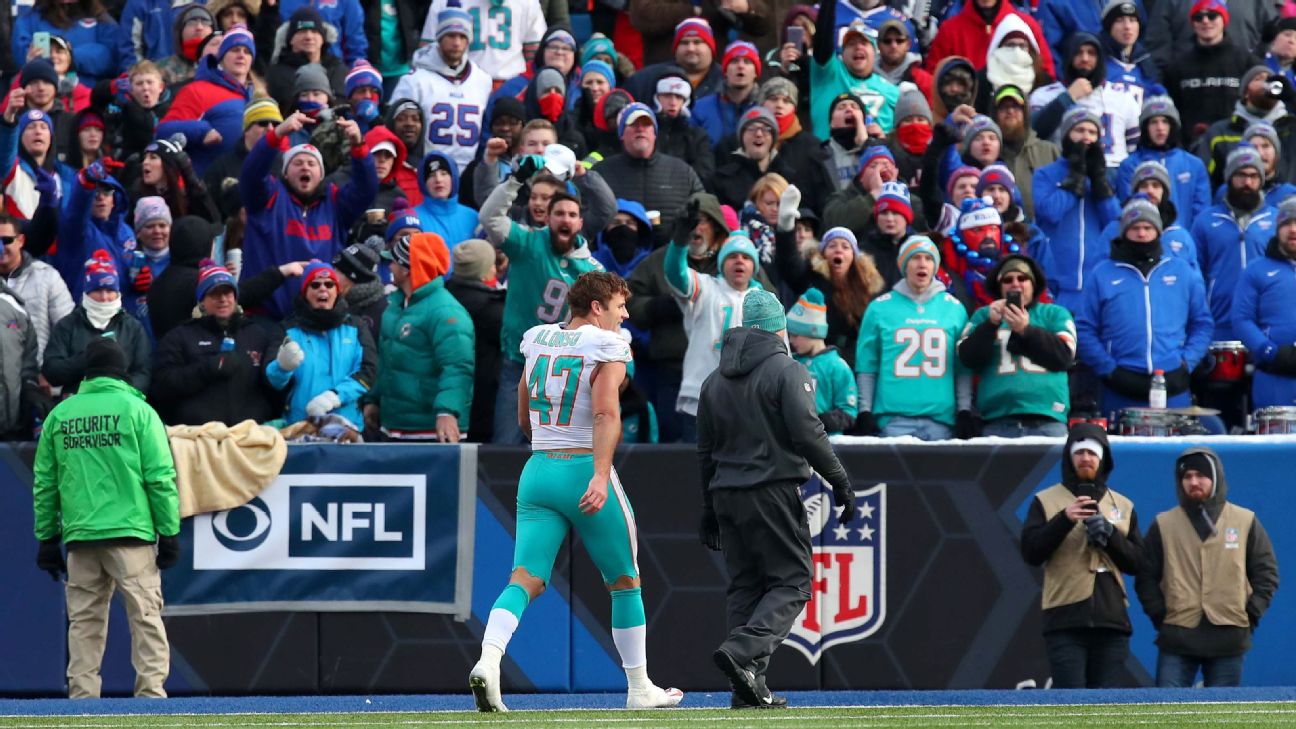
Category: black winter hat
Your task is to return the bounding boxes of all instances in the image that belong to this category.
[1177,452,1215,482]
[85,338,129,381]
[332,243,380,284]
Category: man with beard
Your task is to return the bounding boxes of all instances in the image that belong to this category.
[691,40,761,149]
[1135,448,1279,687]
[1163,0,1262,144]
[1020,425,1142,688]
[1077,196,1211,417]
[480,155,604,445]
[1198,67,1295,189]
[927,0,1056,77]
[384,100,427,167]
[650,70,714,183]
[418,0,545,82]
[994,86,1059,220]
[1236,123,1296,204]
[1030,31,1141,167]
[810,0,899,139]
[1098,162,1200,270]
[1033,107,1121,313]
[393,4,492,172]
[1116,92,1211,230]
[1190,145,1276,342]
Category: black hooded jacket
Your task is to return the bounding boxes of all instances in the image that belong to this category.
[1134,447,1279,657]
[1032,31,1108,142]
[1020,423,1144,634]
[147,216,216,343]
[696,327,851,499]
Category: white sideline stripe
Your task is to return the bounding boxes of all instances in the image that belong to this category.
[7,706,1296,727]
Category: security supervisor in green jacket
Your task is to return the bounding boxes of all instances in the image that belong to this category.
[32,338,180,699]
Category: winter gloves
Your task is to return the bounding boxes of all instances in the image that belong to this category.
[36,538,64,581]
[156,535,180,569]
[777,184,802,233]
[306,390,342,418]
[1084,512,1113,547]
[276,339,305,371]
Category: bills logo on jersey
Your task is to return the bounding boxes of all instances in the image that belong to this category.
[785,479,886,664]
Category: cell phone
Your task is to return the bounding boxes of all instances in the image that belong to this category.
[787,26,805,53]
[1006,290,1022,309]
[32,32,50,58]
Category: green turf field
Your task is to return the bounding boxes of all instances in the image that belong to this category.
[4,703,1296,728]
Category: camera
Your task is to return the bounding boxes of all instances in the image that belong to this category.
[1269,80,1285,100]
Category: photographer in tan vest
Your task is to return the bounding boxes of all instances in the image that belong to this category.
[1135,447,1279,687]
[1021,423,1143,688]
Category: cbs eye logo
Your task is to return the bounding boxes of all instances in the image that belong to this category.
[211,497,272,551]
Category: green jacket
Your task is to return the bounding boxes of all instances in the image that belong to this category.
[32,376,179,544]
[369,278,475,432]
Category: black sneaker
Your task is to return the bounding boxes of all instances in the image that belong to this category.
[731,690,788,709]
[712,649,764,707]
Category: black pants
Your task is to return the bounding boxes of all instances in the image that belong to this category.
[1045,628,1131,688]
[713,483,812,679]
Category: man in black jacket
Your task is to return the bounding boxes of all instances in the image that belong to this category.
[594,104,705,248]
[1135,447,1279,687]
[1020,423,1143,688]
[445,240,504,444]
[697,290,854,709]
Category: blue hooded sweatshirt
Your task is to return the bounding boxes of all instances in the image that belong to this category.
[55,171,137,296]
[277,0,367,63]
[115,0,180,65]
[593,198,653,278]
[413,151,480,252]
[1033,156,1122,313]
[13,8,119,84]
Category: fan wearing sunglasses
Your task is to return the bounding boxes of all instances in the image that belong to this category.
[265,260,376,430]
[1160,0,1263,145]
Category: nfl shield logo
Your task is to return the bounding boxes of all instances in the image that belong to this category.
[1224,527,1240,549]
[784,479,886,664]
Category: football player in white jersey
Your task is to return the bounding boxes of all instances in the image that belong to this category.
[468,271,684,712]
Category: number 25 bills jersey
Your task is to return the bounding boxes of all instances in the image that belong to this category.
[521,324,632,450]
[392,45,494,172]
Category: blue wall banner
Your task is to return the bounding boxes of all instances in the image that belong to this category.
[162,444,477,616]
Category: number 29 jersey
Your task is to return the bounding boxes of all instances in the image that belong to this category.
[521,324,633,450]
[855,288,968,426]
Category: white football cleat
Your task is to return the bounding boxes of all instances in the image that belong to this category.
[626,684,684,709]
[469,659,508,712]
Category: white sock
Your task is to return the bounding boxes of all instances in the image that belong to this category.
[613,625,649,687]
[481,608,520,656]
[624,664,651,691]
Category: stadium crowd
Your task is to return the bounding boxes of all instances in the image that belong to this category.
[2,0,1296,444]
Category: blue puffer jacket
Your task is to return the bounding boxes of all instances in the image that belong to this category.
[155,55,251,175]
[413,151,479,252]
[115,0,178,65]
[1233,237,1296,408]
[265,301,377,426]
[1115,147,1211,231]
[594,199,653,344]
[55,171,136,296]
[1032,157,1122,312]
[240,127,378,319]
[690,91,755,150]
[278,0,367,63]
[1076,253,1213,377]
[13,9,119,83]
[1190,202,1277,341]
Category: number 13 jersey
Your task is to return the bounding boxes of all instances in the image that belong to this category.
[521,324,633,450]
[855,287,968,426]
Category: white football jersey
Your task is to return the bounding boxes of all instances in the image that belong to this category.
[421,0,547,80]
[520,323,632,450]
[391,49,494,172]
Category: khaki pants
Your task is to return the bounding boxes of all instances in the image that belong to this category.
[65,544,170,698]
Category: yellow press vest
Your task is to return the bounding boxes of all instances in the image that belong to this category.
[1157,503,1254,629]
[1036,483,1134,610]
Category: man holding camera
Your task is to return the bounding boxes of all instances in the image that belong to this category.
[1198,67,1296,189]
[1021,424,1144,688]
[956,255,1076,437]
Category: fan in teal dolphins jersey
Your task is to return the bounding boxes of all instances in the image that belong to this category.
[787,288,857,435]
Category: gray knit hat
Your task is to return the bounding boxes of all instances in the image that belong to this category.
[1244,121,1281,156]
[894,86,933,123]
[451,239,496,281]
[1062,106,1103,137]
[1120,195,1163,235]
[961,114,1002,156]
[1278,197,1296,227]
[1225,143,1264,182]
[756,76,798,107]
[1240,66,1273,96]
[1140,92,1180,129]
[1130,160,1172,194]
[293,63,331,98]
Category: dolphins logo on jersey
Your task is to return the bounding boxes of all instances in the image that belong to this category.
[785,479,886,664]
